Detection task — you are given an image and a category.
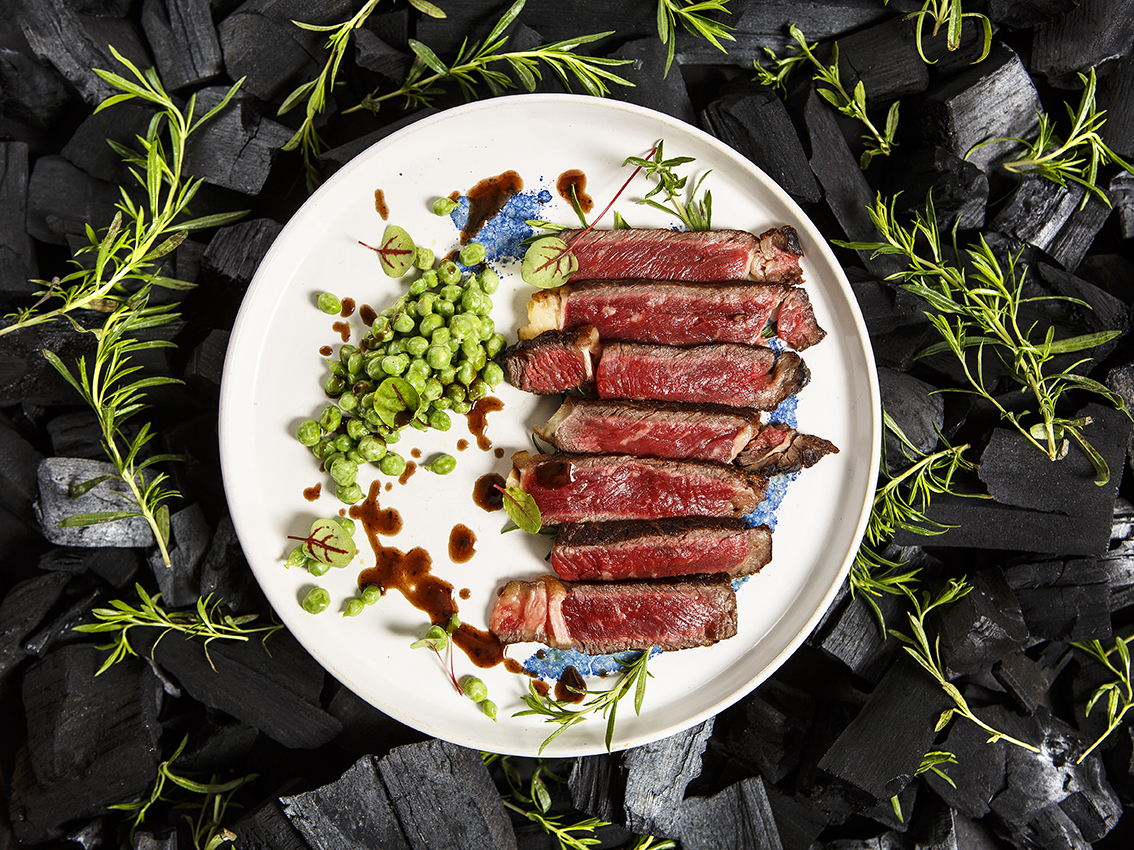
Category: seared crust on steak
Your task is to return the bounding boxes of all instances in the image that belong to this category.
[735,423,839,474]
[499,325,600,394]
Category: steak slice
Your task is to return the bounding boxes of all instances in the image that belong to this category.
[489,574,738,654]
[735,422,840,474]
[557,226,804,284]
[499,326,600,394]
[509,450,768,524]
[518,279,826,350]
[535,397,761,463]
[551,518,772,581]
[596,342,810,410]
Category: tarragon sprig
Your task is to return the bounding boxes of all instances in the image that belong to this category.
[891,750,957,821]
[1071,636,1134,762]
[514,649,652,753]
[886,0,992,65]
[970,68,1134,210]
[345,0,633,116]
[73,582,281,675]
[494,756,608,849]
[623,139,712,230]
[656,0,735,76]
[836,192,1129,481]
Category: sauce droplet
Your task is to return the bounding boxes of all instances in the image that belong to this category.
[319,345,333,357]
[303,483,321,501]
[332,321,351,342]
[374,188,389,219]
[410,448,422,459]
[556,169,593,213]
[494,448,505,459]
[457,439,469,452]
[340,297,356,318]
[399,460,416,485]
[459,587,471,600]
[466,396,504,451]
[473,473,506,511]
[448,524,476,563]
[555,666,587,704]
[359,304,376,326]
[461,171,523,244]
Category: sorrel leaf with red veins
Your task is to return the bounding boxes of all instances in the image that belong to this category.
[289,518,356,568]
[499,484,542,533]
[521,236,578,289]
[373,376,420,427]
[361,224,416,277]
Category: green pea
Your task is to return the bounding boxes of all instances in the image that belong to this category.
[416,294,436,317]
[346,449,364,464]
[414,246,435,269]
[431,326,451,346]
[343,598,365,617]
[306,558,330,577]
[456,361,476,386]
[467,378,488,401]
[345,351,362,379]
[357,434,387,462]
[431,396,452,411]
[476,317,495,341]
[462,675,488,702]
[435,299,456,319]
[482,699,498,721]
[312,438,335,459]
[451,398,471,415]
[337,517,356,535]
[460,288,484,314]
[438,260,461,285]
[432,197,457,216]
[428,409,451,431]
[408,414,428,431]
[284,545,307,569]
[379,452,406,476]
[439,284,462,302]
[329,456,357,486]
[295,419,321,446]
[323,374,345,396]
[422,378,443,401]
[436,366,457,386]
[319,406,342,432]
[302,587,330,613]
[460,337,481,361]
[458,242,486,265]
[405,371,426,393]
[426,344,452,370]
[387,338,407,355]
[392,313,415,334]
[405,336,429,357]
[338,392,359,413]
[483,362,504,388]
[479,267,500,294]
[485,333,506,358]
[384,427,401,444]
[339,343,357,362]
[336,482,364,504]
[317,292,341,314]
[365,355,387,380]
[327,358,344,376]
[382,354,408,375]
[425,452,456,474]
[346,417,368,440]
[408,277,430,296]
[362,584,382,604]
[419,313,443,337]
[332,433,353,453]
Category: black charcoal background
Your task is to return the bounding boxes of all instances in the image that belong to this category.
[2,0,1134,848]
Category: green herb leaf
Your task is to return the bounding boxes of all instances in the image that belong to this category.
[373,376,420,427]
[500,485,542,533]
[521,236,578,288]
[290,518,356,568]
[364,225,417,277]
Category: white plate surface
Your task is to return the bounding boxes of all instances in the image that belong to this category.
[218,94,880,756]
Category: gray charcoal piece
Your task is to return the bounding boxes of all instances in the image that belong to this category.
[35,457,155,549]
[148,503,210,607]
[833,16,928,103]
[0,48,71,130]
[197,512,258,613]
[378,739,517,850]
[0,412,44,522]
[622,718,713,837]
[988,0,1079,29]
[183,86,293,195]
[886,146,989,230]
[676,776,783,850]
[8,645,160,844]
[609,37,695,125]
[567,751,622,825]
[715,679,814,783]
[26,154,122,245]
[65,817,108,849]
[1095,57,1134,161]
[61,101,156,185]
[1003,558,1112,642]
[1110,171,1134,239]
[185,329,229,398]
[202,218,283,286]
[142,0,224,91]
[316,109,438,175]
[231,796,311,850]
[816,585,902,684]
[134,831,178,850]
[353,28,410,81]
[24,585,102,657]
[989,176,1111,271]
[0,142,39,296]
[281,755,410,850]
[932,567,1029,677]
[877,368,943,475]
[45,412,108,460]
[0,571,70,694]
[1031,0,1134,88]
[16,0,152,106]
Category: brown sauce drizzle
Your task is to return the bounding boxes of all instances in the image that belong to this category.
[303,483,321,501]
[459,588,471,600]
[332,321,351,342]
[466,396,504,451]
[457,439,469,452]
[340,297,356,318]
[319,345,333,357]
[359,304,376,326]
[555,666,587,704]
[448,524,476,563]
[410,448,422,459]
[494,448,505,459]
[504,657,538,677]
[461,171,522,243]
[473,473,506,511]
[398,460,416,485]
[374,189,388,219]
[556,169,593,213]
[533,680,551,697]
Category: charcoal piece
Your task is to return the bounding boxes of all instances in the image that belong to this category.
[282,755,410,850]
[134,831,177,850]
[65,818,108,848]
[885,146,989,230]
[37,547,143,588]
[716,678,814,783]
[702,83,820,205]
[1095,57,1134,162]
[818,653,952,800]
[184,329,229,399]
[861,781,917,831]
[988,0,1079,28]
[922,702,1017,817]
[608,37,696,125]
[326,684,427,756]
[1079,251,1134,305]
[315,109,437,175]
[16,0,152,106]
[0,571,70,693]
[1003,559,1112,642]
[26,154,121,245]
[675,776,782,850]
[832,16,928,103]
[912,44,1040,174]
[172,711,257,774]
[378,739,517,850]
[218,0,353,102]
[9,645,160,843]
[0,142,38,296]
[197,513,261,615]
[183,86,293,195]
[1111,171,1134,239]
[979,402,1130,520]
[805,87,904,279]
[567,751,622,825]
[622,719,713,837]
[68,0,133,15]
[148,503,210,607]
[353,28,410,81]
[142,0,223,91]
[992,643,1073,714]
[0,48,71,129]
[816,587,902,683]
[762,784,839,850]
[149,626,341,748]
[932,567,1028,677]
[1035,264,1130,360]
[230,797,310,850]
[35,458,156,549]
[24,585,102,657]
[201,217,283,287]
[989,176,1111,271]
[46,411,107,460]
[0,412,43,524]
[1031,0,1134,88]
[878,368,944,474]
[911,805,1002,850]
[61,101,156,185]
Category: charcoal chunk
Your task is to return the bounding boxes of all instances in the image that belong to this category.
[0,410,44,524]
[0,142,38,297]
[815,584,902,683]
[1035,264,1130,361]
[326,684,427,756]
[37,547,143,588]
[676,776,783,850]
[885,146,989,230]
[1110,171,1134,239]
[0,571,70,693]
[0,49,71,130]
[281,755,410,850]
[989,176,1111,271]
[35,458,156,549]
[45,412,105,461]
[993,643,1074,713]
[932,567,1029,677]
[352,28,410,81]
[833,16,928,104]
[988,0,1079,29]
[184,329,229,399]
[148,503,210,607]
[922,701,1016,817]
[378,739,517,850]
[1031,0,1134,88]
[715,679,814,783]
[24,584,103,657]
[622,719,713,837]
[197,511,259,613]
[201,217,283,287]
[230,796,310,850]
[608,37,695,125]
[878,368,944,474]
[172,711,258,774]
[61,101,156,185]
[567,750,622,825]
[142,0,224,91]
[26,155,122,245]
[1004,558,1112,642]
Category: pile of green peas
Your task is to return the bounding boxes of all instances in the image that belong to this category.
[296,234,506,504]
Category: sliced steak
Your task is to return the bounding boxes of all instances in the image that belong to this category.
[596,342,809,410]
[735,422,840,474]
[509,450,768,524]
[489,574,739,654]
[556,226,804,283]
[518,279,826,350]
[551,518,772,581]
[499,325,600,394]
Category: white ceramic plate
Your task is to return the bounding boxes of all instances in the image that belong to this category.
[218,94,880,756]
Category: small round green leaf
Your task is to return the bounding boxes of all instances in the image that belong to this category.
[521,236,578,289]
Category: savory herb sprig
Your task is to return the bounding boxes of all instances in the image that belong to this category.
[278,0,446,189]
[344,0,633,116]
[837,192,1129,482]
[1071,636,1134,762]
[0,47,246,337]
[74,582,281,675]
[515,649,652,753]
[493,756,609,849]
[969,68,1134,210]
[655,0,735,76]
[891,750,957,821]
[885,0,992,65]
[754,24,899,168]
[624,139,713,230]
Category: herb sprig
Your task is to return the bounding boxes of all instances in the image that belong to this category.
[886,0,993,65]
[345,0,633,116]
[494,756,608,849]
[515,649,653,753]
[73,582,281,675]
[1072,636,1134,762]
[655,0,735,76]
[624,139,713,230]
[837,192,1129,482]
[891,750,957,821]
